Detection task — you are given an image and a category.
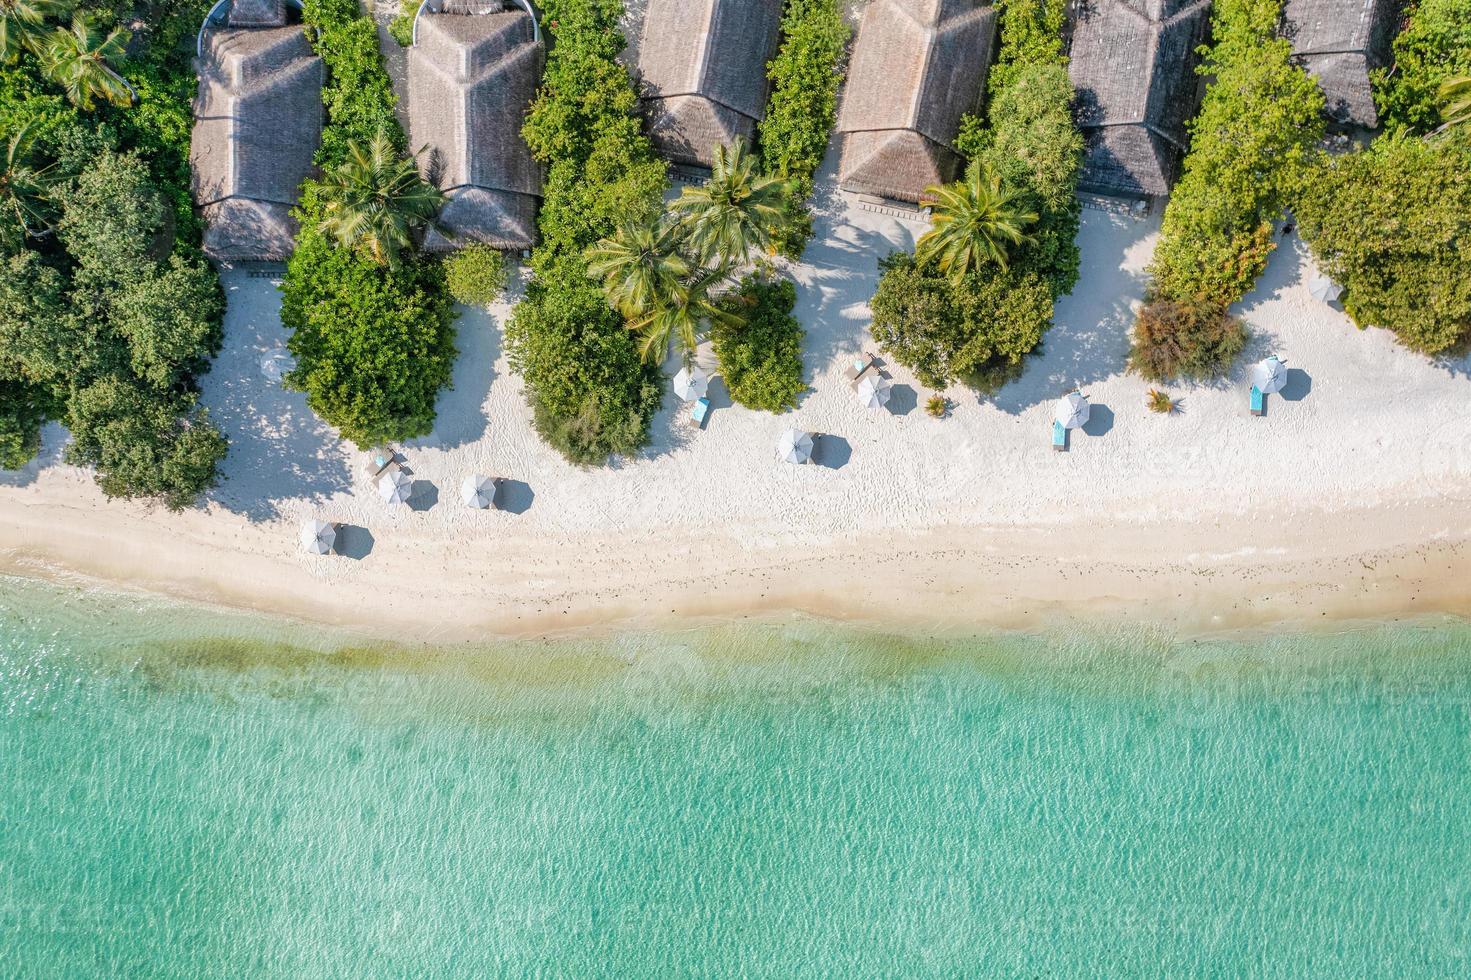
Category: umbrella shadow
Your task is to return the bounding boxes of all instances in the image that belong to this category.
[885,383,918,417]
[1280,369,1312,402]
[495,479,535,515]
[408,481,438,512]
[1082,404,1115,437]
[335,525,375,561]
[813,434,852,470]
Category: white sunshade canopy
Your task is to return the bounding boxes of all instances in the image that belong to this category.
[855,374,892,410]
[1252,356,1287,395]
[259,348,293,383]
[300,519,335,555]
[1308,273,1343,303]
[462,474,497,509]
[673,365,709,402]
[776,428,814,465]
[1054,391,1090,430]
[378,469,413,506]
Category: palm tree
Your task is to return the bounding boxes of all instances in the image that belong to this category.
[39,14,134,109]
[915,165,1038,283]
[628,264,742,363]
[586,218,690,318]
[317,129,445,268]
[1436,75,1471,134]
[0,122,57,242]
[1,0,68,62]
[671,138,791,265]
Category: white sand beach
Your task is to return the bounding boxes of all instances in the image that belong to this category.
[5,154,1471,641]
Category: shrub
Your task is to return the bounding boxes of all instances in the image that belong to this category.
[924,394,949,419]
[281,224,456,447]
[302,0,402,164]
[509,0,668,464]
[1146,389,1175,414]
[505,260,662,464]
[0,380,48,469]
[756,0,850,257]
[869,252,1053,390]
[1128,297,1249,382]
[444,243,508,307]
[712,275,806,412]
[1372,0,1471,134]
[388,2,421,47]
[1294,132,1471,355]
[1145,0,1324,309]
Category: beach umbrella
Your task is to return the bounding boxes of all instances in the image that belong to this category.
[462,474,497,509]
[855,374,892,410]
[1054,391,1090,430]
[673,365,709,402]
[776,428,814,465]
[378,469,413,507]
[1308,273,1343,304]
[1251,356,1287,395]
[259,348,293,383]
[299,519,335,555]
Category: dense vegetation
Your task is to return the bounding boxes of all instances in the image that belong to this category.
[507,0,666,464]
[444,243,507,307]
[1128,0,1322,381]
[712,276,806,412]
[1371,0,1471,133]
[755,0,849,258]
[870,0,1081,391]
[1295,10,1471,357]
[281,0,456,448]
[0,0,228,508]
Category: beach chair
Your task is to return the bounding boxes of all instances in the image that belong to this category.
[844,352,877,382]
[1052,420,1067,452]
[688,397,710,429]
[362,447,398,479]
[1250,385,1264,417]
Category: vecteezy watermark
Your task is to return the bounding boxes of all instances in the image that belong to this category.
[1430,873,1471,962]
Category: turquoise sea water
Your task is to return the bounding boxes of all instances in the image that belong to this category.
[2,577,1471,977]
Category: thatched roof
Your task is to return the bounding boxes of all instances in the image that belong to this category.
[836,0,998,204]
[637,0,783,168]
[1067,0,1210,198]
[190,21,322,261]
[1280,0,1398,128]
[409,6,544,251]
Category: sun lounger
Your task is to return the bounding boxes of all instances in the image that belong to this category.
[1250,385,1264,416]
[843,352,877,382]
[363,447,398,478]
[1052,420,1067,451]
[689,397,710,429]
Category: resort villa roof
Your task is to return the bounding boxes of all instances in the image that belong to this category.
[836,0,999,205]
[190,0,323,262]
[1066,0,1210,199]
[408,2,545,252]
[1280,0,1398,128]
[636,0,783,168]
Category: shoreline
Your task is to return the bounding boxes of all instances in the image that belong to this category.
[5,490,1470,646]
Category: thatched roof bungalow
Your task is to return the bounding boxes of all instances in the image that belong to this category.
[836,0,998,205]
[1280,0,1398,128]
[636,0,783,168]
[1067,0,1210,199]
[190,0,322,262]
[408,2,544,251]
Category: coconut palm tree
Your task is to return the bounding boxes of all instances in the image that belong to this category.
[1436,75,1471,134]
[1,0,68,62]
[0,122,57,243]
[915,165,1038,283]
[39,14,135,109]
[317,129,445,268]
[586,218,690,318]
[671,138,791,265]
[628,264,742,364]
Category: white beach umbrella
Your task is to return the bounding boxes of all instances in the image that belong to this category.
[299,519,335,556]
[378,469,413,507]
[1308,273,1343,304]
[776,428,814,465]
[855,374,892,410]
[462,474,497,509]
[259,348,293,383]
[1053,391,1090,430]
[1251,356,1287,394]
[673,365,709,402]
